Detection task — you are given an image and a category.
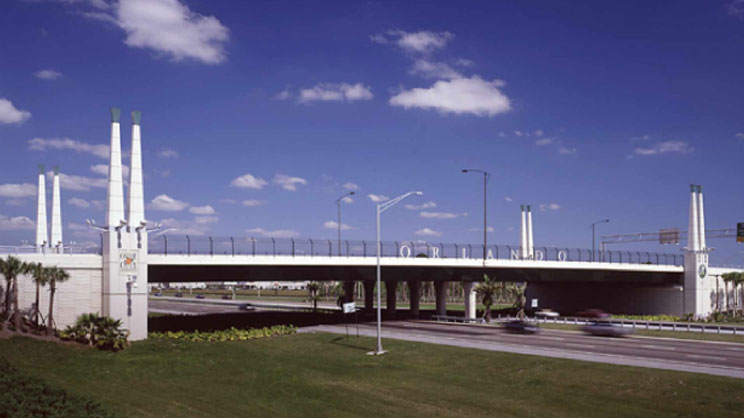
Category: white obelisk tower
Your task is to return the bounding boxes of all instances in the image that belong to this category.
[683,184,711,317]
[520,205,528,259]
[35,165,48,252]
[50,167,63,252]
[526,205,534,259]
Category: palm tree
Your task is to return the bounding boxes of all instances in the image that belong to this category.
[307,282,321,312]
[0,256,31,330]
[512,282,527,320]
[475,274,499,322]
[46,266,70,336]
[27,262,48,328]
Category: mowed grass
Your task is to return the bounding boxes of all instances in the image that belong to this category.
[1,333,744,418]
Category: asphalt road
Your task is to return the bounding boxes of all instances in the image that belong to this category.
[304,321,744,379]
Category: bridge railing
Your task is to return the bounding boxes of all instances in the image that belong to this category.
[147,235,684,267]
[0,244,101,255]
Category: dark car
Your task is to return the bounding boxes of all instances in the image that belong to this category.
[221,294,232,300]
[577,309,610,319]
[503,320,540,334]
[581,322,633,337]
[238,303,255,311]
[174,292,183,298]
[153,292,163,297]
[195,294,205,299]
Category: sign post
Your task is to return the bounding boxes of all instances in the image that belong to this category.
[342,302,358,338]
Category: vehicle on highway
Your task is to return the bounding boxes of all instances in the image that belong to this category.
[153,292,162,297]
[221,294,232,300]
[195,294,205,299]
[503,320,540,334]
[581,321,633,337]
[576,309,610,319]
[174,292,183,298]
[534,309,559,318]
[238,303,255,311]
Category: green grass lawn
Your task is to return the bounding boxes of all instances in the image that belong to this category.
[537,323,744,343]
[1,333,743,418]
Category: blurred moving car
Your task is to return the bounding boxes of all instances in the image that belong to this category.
[581,322,633,337]
[534,309,559,318]
[503,320,540,334]
[174,292,183,298]
[576,309,610,319]
[238,303,255,311]
[221,294,232,300]
[153,292,162,297]
[195,294,206,299]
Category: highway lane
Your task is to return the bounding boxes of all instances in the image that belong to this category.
[304,321,744,379]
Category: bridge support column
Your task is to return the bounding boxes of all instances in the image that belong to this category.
[343,280,355,304]
[408,280,420,319]
[463,282,476,318]
[434,281,447,316]
[385,280,397,319]
[364,281,375,312]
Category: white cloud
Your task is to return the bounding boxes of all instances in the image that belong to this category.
[274,88,291,100]
[91,200,105,210]
[91,163,129,177]
[246,227,299,238]
[230,173,267,189]
[241,199,265,207]
[323,220,352,231]
[534,129,544,137]
[410,59,461,79]
[160,217,210,236]
[468,226,495,233]
[0,214,34,230]
[157,147,179,159]
[108,0,230,64]
[415,227,441,237]
[298,82,373,103]
[29,138,109,159]
[4,199,27,207]
[514,130,523,137]
[539,203,561,212]
[390,76,511,117]
[372,30,454,54]
[0,183,37,198]
[633,141,693,156]
[273,174,307,191]
[535,138,553,146]
[630,134,651,141]
[49,172,107,191]
[194,216,218,224]
[68,197,90,208]
[736,132,744,140]
[341,196,354,204]
[405,201,436,210]
[0,98,31,125]
[34,69,62,80]
[189,205,215,215]
[67,222,98,238]
[727,0,744,18]
[558,147,577,155]
[420,211,457,219]
[148,194,189,211]
[504,196,513,202]
[342,182,359,190]
[367,193,389,203]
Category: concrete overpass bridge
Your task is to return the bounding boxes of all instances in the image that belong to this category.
[2,108,742,340]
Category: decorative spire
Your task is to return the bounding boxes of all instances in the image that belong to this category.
[50,167,62,251]
[127,110,145,227]
[687,184,699,251]
[106,107,125,228]
[35,166,48,251]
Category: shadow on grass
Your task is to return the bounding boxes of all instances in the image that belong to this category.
[329,335,371,351]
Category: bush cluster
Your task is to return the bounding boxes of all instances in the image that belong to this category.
[59,313,130,352]
[0,357,114,418]
[148,325,296,342]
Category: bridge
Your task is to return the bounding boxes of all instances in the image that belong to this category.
[2,108,742,340]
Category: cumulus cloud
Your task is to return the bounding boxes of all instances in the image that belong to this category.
[633,141,693,156]
[727,0,744,18]
[504,196,513,202]
[194,216,218,224]
[372,29,454,54]
[29,138,109,159]
[0,183,37,198]
[539,203,561,212]
[49,172,107,191]
[246,227,299,238]
[414,227,441,237]
[157,147,179,159]
[273,174,307,191]
[148,194,189,211]
[230,173,267,189]
[558,147,577,155]
[274,88,291,100]
[420,211,458,219]
[468,226,495,233]
[390,76,511,117]
[341,196,354,204]
[0,98,31,125]
[0,214,35,230]
[342,182,359,190]
[189,205,215,215]
[241,199,265,207]
[410,59,461,79]
[736,132,744,140]
[159,217,211,236]
[405,201,436,210]
[323,220,352,231]
[367,194,389,203]
[535,138,553,146]
[34,69,62,80]
[298,83,373,103]
[68,197,91,208]
[91,163,129,177]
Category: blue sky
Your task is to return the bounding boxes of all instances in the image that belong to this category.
[0,0,742,264]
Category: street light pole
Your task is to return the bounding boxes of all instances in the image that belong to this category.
[369,190,423,356]
[336,191,355,256]
[462,169,490,260]
[591,219,610,261]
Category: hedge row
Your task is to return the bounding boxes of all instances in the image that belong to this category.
[148,325,297,342]
[0,357,114,418]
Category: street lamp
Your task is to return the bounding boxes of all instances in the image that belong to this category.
[462,169,490,260]
[591,219,610,261]
[369,190,423,356]
[336,191,355,256]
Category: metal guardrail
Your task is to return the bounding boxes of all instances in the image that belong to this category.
[0,245,101,255]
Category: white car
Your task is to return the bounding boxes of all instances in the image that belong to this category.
[534,309,559,318]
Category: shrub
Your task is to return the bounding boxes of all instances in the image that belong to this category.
[59,313,130,351]
[148,325,296,342]
[0,357,115,417]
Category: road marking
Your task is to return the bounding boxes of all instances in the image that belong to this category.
[538,336,566,341]
[685,354,725,361]
[641,344,676,351]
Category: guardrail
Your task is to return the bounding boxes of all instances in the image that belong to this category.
[0,245,101,255]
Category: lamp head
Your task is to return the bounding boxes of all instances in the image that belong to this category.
[349,191,356,196]
[461,169,468,173]
[413,191,423,196]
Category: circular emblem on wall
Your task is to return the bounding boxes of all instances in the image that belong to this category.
[698,264,707,279]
